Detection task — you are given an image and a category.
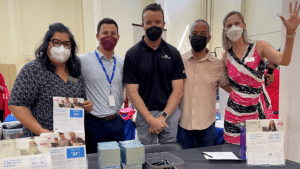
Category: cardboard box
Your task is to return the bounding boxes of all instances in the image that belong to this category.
[98,142,121,169]
[122,163,142,169]
[120,143,145,166]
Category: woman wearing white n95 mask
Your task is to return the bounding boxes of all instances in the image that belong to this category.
[222,2,300,144]
[8,23,93,137]
[49,41,71,63]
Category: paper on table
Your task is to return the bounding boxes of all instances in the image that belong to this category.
[203,152,240,160]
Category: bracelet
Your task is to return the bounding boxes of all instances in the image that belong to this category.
[286,33,296,38]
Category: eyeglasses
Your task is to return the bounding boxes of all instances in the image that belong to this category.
[49,39,72,49]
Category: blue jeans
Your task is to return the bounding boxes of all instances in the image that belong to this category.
[177,121,215,149]
[85,113,125,154]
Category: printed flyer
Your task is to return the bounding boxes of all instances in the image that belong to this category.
[53,97,85,132]
[246,119,285,166]
[40,131,87,169]
[0,137,52,169]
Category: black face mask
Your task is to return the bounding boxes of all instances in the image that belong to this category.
[146,26,163,41]
[190,35,207,52]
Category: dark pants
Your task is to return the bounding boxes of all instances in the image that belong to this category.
[84,113,125,154]
[177,121,215,149]
[0,110,4,122]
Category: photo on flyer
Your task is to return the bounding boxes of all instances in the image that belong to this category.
[53,97,84,109]
[246,119,284,133]
[41,131,85,148]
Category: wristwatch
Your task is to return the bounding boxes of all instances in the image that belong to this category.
[161,112,168,118]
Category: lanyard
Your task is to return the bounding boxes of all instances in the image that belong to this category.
[95,50,117,94]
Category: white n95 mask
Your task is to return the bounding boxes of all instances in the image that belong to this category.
[50,45,71,63]
[226,25,243,42]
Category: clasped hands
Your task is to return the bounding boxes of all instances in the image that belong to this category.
[148,115,168,134]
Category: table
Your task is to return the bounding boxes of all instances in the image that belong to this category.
[87,144,300,169]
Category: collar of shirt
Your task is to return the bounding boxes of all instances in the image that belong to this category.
[187,49,217,62]
[141,35,166,51]
[95,47,116,62]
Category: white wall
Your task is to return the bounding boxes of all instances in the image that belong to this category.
[280,0,300,163]
[0,0,84,73]
[0,0,14,65]
[156,0,201,54]
[244,0,282,49]
[82,0,97,53]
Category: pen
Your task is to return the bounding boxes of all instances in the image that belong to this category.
[202,152,213,158]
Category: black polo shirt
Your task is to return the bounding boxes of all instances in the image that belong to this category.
[123,36,186,108]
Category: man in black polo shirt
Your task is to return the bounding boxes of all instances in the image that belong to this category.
[123,3,186,145]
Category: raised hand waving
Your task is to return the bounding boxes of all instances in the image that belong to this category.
[280,1,300,35]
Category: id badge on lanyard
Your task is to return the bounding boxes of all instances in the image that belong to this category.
[108,94,115,107]
[95,50,117,107]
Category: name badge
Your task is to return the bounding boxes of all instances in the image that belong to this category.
[68,76,78,83]
[245,57,255,62]
[108,94,115,107]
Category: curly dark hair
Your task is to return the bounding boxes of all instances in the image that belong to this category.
[35,22,81,77]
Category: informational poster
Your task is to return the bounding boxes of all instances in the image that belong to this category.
[0,137,52,169]
[246,119,285,166]
[40,131,87,169]
[53,97,85,132]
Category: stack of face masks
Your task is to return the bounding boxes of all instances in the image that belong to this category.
[97,141,121,169]
[119,140,145,169]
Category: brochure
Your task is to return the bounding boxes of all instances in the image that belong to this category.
[0,137,52,168]
[40,131,87,169]
[53,97,85,132]
[246,119,285,166]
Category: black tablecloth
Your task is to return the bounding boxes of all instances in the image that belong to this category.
[87,144,300,169]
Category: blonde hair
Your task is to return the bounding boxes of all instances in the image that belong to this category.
[222,11,250,50]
